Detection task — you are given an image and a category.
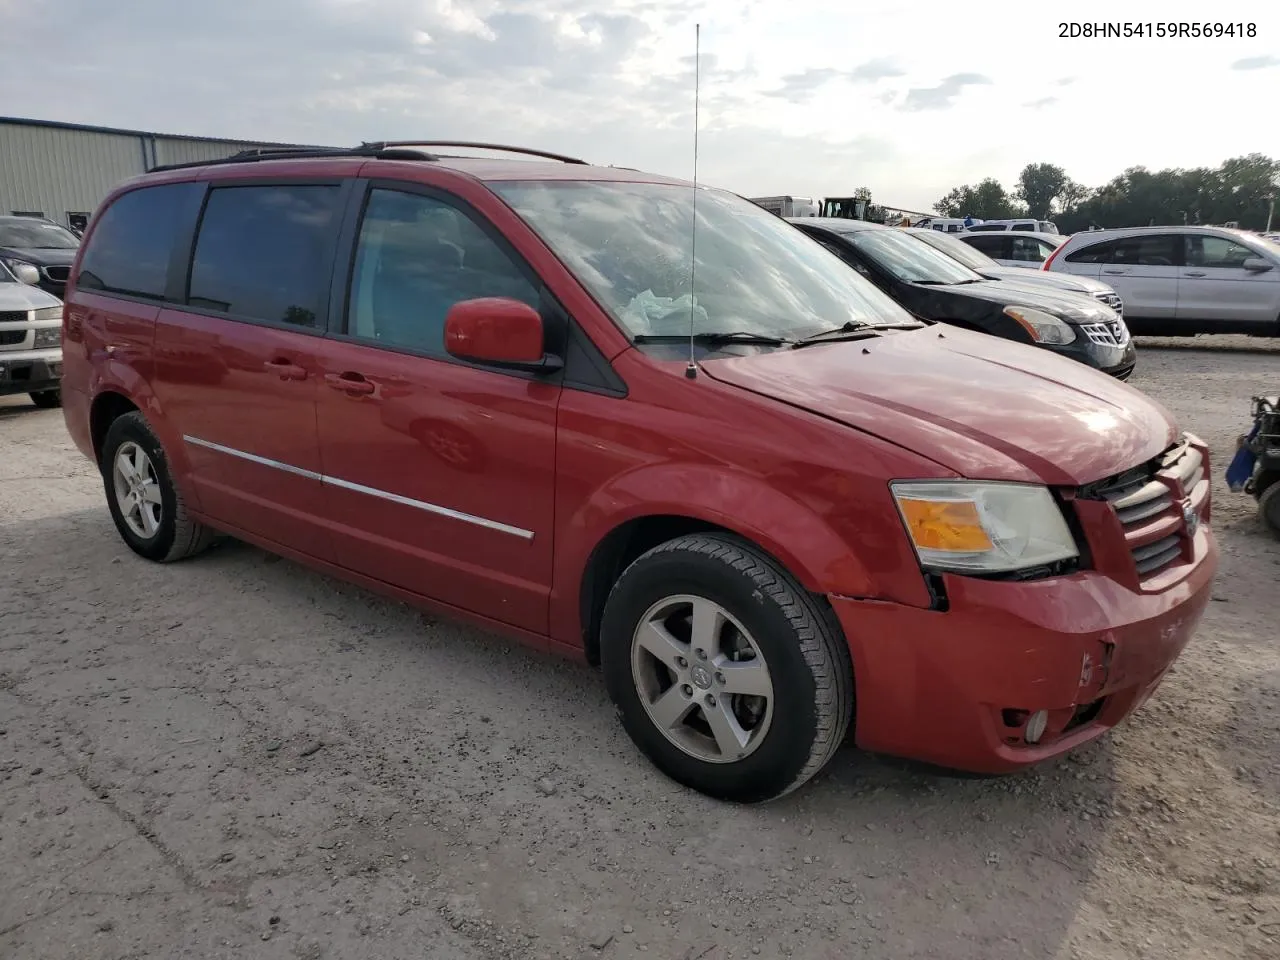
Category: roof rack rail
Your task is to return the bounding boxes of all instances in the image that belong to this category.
[148,144,440,174]
[361,141,588,165]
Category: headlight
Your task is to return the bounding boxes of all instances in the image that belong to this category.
[33,327,62,349]
[890,480,1079,574]
[34,306,63,322]
[1003,306,1076,344]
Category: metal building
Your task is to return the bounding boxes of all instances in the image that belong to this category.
[0,116,330,232]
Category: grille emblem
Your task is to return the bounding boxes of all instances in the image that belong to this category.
[1182,501,1199,537]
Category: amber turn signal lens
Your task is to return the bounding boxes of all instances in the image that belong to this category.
[896,498,994,553]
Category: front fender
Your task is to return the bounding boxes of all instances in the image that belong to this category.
[548,463,886,650]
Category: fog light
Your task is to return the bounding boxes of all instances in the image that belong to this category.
[1025,710,1049,744]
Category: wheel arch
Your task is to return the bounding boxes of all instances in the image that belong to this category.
[575,512,852,669]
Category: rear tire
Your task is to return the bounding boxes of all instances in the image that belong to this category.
[599,533,854,803]
[100,411,216,562]
[1260,482,1280,539]
[29,388,60,408]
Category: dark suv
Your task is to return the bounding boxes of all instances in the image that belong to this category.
[0,216,81,299]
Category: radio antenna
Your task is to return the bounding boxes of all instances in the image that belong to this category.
[685,22,702,380]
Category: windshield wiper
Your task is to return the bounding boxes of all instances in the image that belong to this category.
[632,331,793,346]
[791,320,922,349]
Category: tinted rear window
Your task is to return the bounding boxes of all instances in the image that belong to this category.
[187,184,342,327]
[77,183,202,299]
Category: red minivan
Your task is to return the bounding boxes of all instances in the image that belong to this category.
[60,143,1218,802]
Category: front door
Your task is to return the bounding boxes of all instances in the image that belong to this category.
[153,180,349,560]
[1177,233,1280,327]
[313,183,560,634]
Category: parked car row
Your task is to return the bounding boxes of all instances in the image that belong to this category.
[57,142,1217,803]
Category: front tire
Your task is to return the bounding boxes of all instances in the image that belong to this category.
[100,412,216,562]
[600,533,854,802]
[29,388,61,408]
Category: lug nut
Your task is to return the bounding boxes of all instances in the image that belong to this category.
[676,656,688,669]
[714,672,725,686]
[696,648,707,660]
[681,684,693,697]
[705,695,716,707]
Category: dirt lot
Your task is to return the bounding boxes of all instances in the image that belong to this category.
[2,336,1278,960]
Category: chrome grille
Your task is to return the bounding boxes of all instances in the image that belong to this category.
[1093,439,1207,581]
[0,311,27,323]
[0,329,28,347]
[1079,318,1131,347]
[1091,291,1124,316]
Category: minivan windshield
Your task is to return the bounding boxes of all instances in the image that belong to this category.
[843,228,984,285]
[0,219,80,250]
[907,229,996,270]
[0,260,14,282]
[492,181,919,340]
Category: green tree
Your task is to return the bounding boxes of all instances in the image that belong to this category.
[1015,163,1068,220]
[933,178,1025,219]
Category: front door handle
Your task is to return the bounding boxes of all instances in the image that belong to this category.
[325,372,375,395]
[1183,271,1206,277]
[264,358,307,381]
[1102,269,1126,275]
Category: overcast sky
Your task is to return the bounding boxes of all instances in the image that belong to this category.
[3,0,1277,211]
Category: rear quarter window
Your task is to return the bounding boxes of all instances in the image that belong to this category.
[76,182,203,300]
[1065,239,1116,263]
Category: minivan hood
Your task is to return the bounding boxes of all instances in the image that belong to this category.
[977,266,1115,297]
[918,278,1111,322]
[0,282,62,310]
[701,326,1175,486]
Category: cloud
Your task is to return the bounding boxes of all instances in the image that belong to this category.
[764,57,902,103]
[1023,96,1058,109]
[849,57,905,83]
[765,67,848,103]
[1055,77,1075,86]
[1232,54,1280,71]
[899,73,991,111]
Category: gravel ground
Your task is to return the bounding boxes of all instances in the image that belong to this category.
[2,336,1278,960]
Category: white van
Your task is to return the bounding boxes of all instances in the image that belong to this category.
[965,218,1060,234]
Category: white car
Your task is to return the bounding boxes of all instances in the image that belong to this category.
[0,259,63,407]
[1044,225,1280,336]
[958,231,1067,270]
[962,218,1060,234]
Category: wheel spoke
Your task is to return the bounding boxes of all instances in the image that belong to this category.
[636,620,689,673]
[648,685,696,731]
[139,482,162,506]
[702,698,751,758]
[116,449,139,483]
[688,598,725,658]
[131,446,150,483]
[717,658,772,698]
[138,502,159,537]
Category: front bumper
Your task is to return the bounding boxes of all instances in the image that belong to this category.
[0,348,61,396]
[1047,334,1137,379]
[830,522,1218,773]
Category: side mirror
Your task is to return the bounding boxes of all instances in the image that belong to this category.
[1242,257,1273,272]
[10,262,41,286]
[444,297,563,373]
